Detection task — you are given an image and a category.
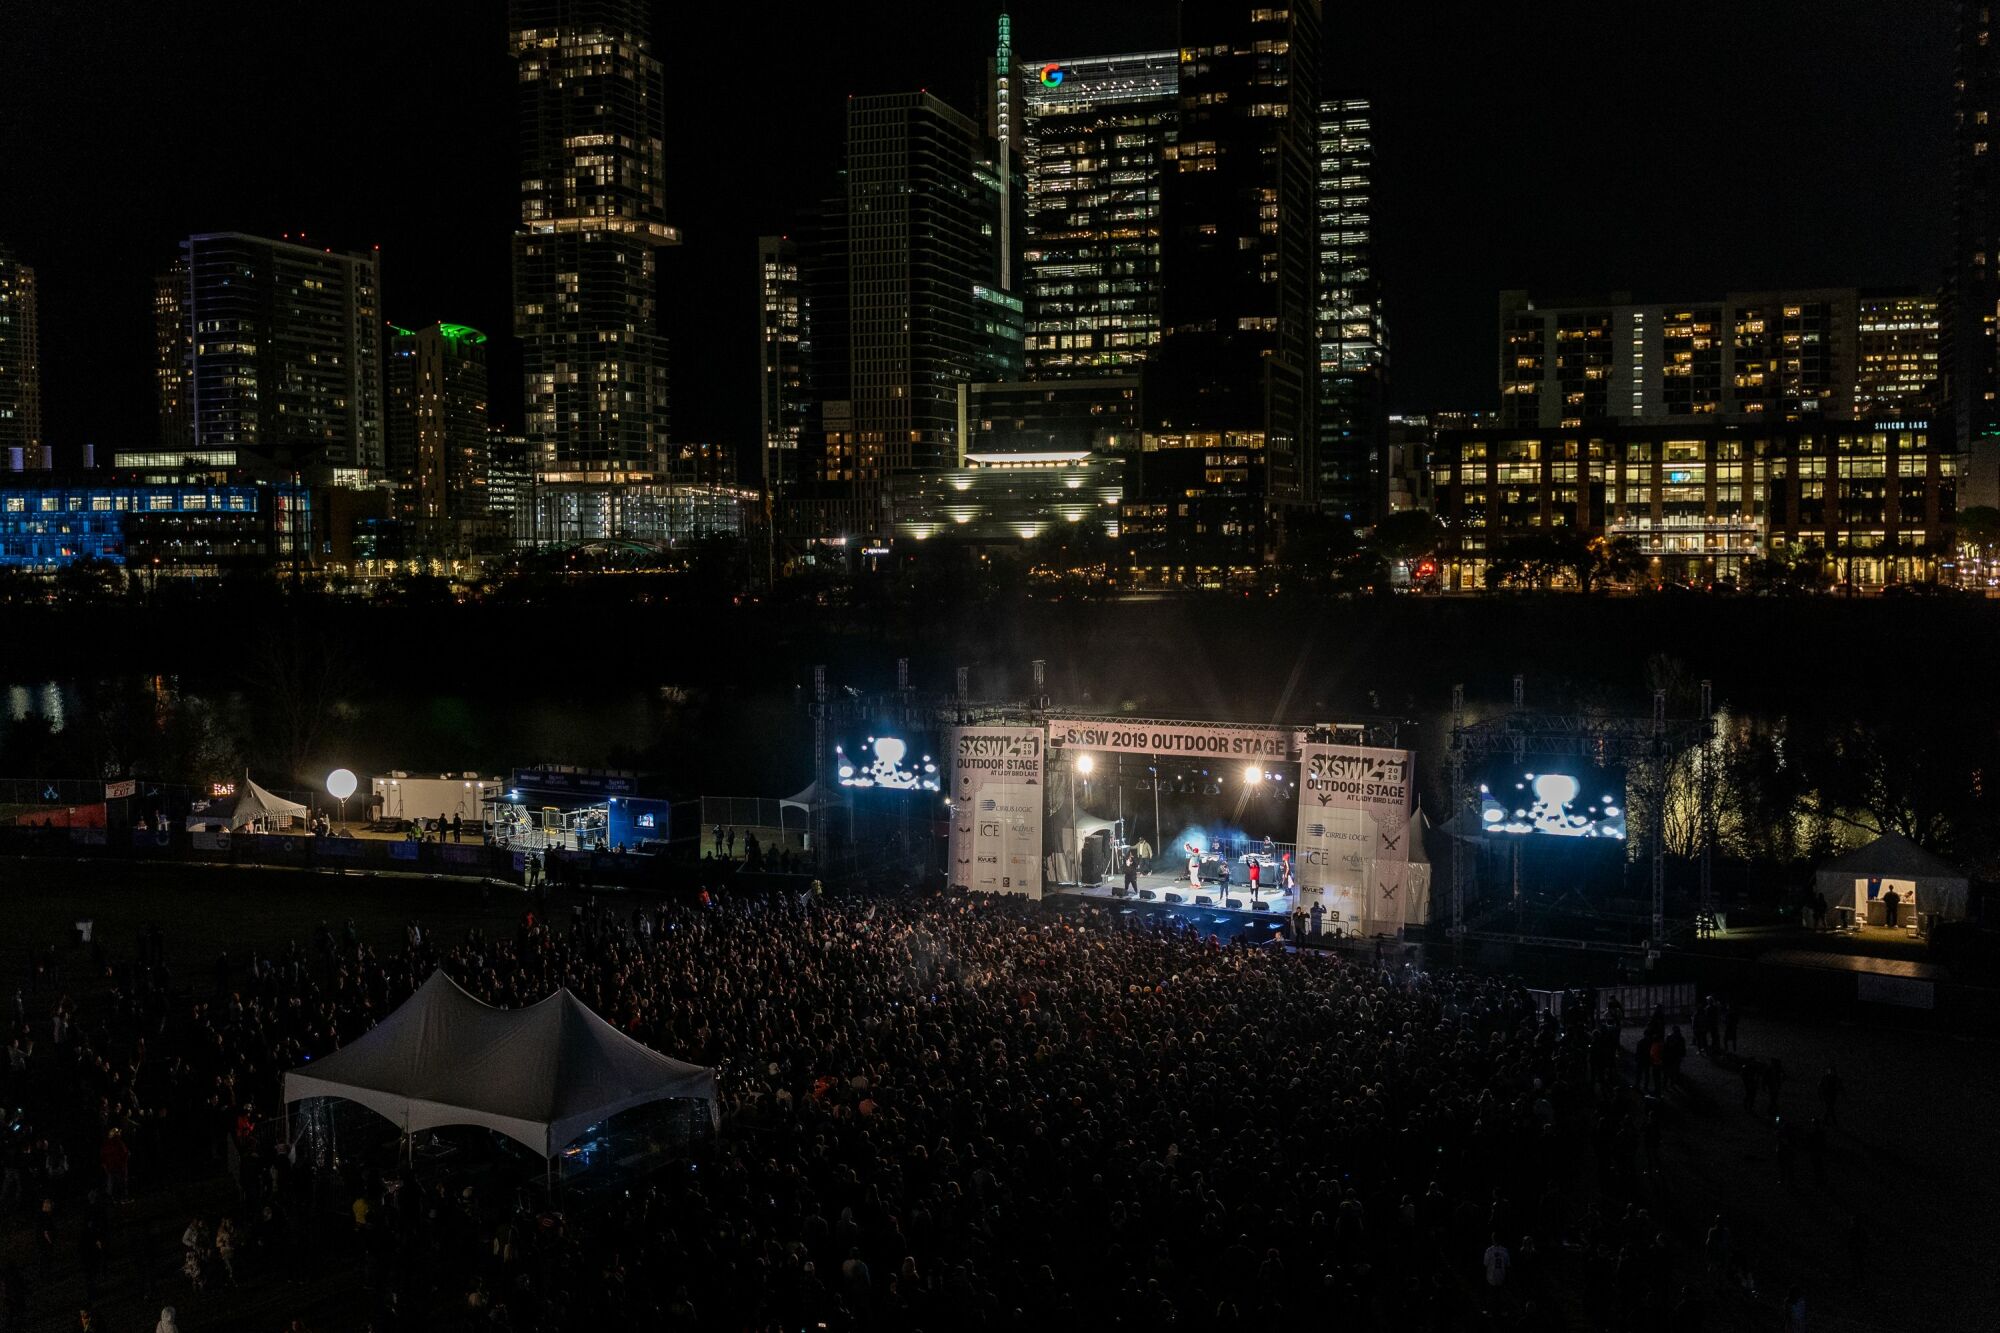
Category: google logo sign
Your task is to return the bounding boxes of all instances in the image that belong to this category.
[1040,64,1064,87]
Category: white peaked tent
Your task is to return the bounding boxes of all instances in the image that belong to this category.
[283,970,719,1157]
[1814,833,1971,923]
[232,780,308,826]
[780,779,847,845]
[186,779,309,830]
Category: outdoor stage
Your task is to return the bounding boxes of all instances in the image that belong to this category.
[1052,865,1298,915]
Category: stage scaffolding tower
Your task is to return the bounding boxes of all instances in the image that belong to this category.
[1446,677,1716,959]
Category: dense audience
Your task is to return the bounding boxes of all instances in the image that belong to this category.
[2,887,1736,1331]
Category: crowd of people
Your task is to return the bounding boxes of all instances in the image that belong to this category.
[0,886,1806,1331]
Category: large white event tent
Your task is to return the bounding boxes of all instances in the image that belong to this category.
[282,970,718,1158]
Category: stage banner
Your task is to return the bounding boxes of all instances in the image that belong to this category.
[1045,715,1294,760]
[1294,744,1414,933]
[948,726,1045,899]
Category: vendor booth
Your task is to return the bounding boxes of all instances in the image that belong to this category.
[1814,834,1970,932]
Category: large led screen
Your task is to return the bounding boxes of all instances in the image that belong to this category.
[835,734,942,792]
[1478,769,1625,840]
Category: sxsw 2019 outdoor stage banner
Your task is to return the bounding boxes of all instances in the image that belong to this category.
[1045,715,1295,760]
[1294,744,1413,932]
[948,726,1045,900]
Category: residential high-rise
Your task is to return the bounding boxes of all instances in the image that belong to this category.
[1316,96,1388,522]
[509,0,678,473]
[0,241,45,472]
[1018,51,1179,379]
[846,92,996,479]
[153,258,192,454]
[161,233,384,474]
[1497,289,1939,428]
[386,323,491,523]
[756,236,811,495]
[1950,1,2000,502]
[1147,0,1322,514]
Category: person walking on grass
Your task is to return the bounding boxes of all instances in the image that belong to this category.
[1818,1064,1842,1125]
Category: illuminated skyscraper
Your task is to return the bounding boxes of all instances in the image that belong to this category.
[756,235,810,495]
[508,0,679,472]
[1018,51,1178,379]
[1149,0,1322,507]
[1951,1,2000,502]
[1316,96,1388,522]
[386,323,491,522]
[0,240,47,472]
[153,257,192,454]
[846,92,997,478]
[163,232,384,474]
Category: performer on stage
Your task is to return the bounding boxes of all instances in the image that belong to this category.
[1185,841,1201,886]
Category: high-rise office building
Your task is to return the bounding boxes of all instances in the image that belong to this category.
[1855,292,1942,420]
[1951,2,2000,503]
[1315,96,1388,522]
[0,240,46,472]
[1148,0,1322,510]
[153,258,192,454]
[160,233,384,474]
[386,323,491,523]
[509,0,678,473]
[1497,289,1939,429]
[1018,51,1179,379]
[799,190,853,488]
[846,92,997,479]
[757,236,811,495]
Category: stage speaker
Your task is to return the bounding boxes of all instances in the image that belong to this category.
[1165,892,1186,904]
[1225,898,1244,910]
[1250,899,1270,912]
[1196,894,1215,907]
[1138,889,1157,901]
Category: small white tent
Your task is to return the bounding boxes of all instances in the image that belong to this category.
[1814,833,1971,924]
[283,970,719,1157]
[185,779,310,831]
[231,780,308,827]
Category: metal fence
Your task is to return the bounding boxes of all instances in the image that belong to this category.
[698,796,809,852]
[0,775,318,814]
[1527,982,1697,1024]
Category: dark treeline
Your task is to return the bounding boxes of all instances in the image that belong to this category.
[1,592,1995,872]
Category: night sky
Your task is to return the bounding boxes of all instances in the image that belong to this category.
[0,1,1953,470]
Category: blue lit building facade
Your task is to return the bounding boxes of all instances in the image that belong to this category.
[0,481,311,571]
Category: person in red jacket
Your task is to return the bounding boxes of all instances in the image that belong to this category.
[99,1130,130,1200]
[1247,856,1263,900]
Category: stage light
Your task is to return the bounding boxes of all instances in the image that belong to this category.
[1076,754,1095,775]
[1242,765,1262,784]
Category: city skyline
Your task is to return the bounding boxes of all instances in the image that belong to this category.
[0,1,1954,466]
